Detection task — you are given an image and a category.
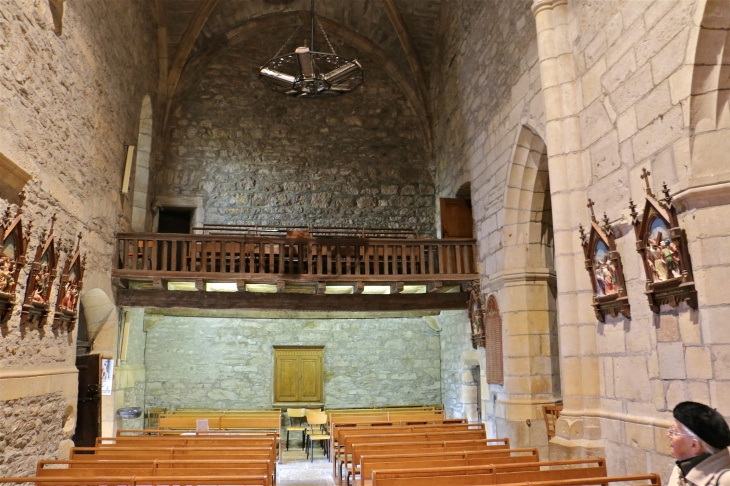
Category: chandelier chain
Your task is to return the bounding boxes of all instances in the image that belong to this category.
[273,21,305,59]
[316,15,337,54]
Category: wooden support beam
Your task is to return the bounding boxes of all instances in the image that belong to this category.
[391,282,404,294]
[276,280,286,293]
[354,281,365,294]
[316,282,326,294]
[427,281,443,293]
[152,277,164,290]
[236,278,246,292]
[194,278,204,291]
[116,290,469,312]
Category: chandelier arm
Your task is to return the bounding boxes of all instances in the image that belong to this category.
[316,14,337,54]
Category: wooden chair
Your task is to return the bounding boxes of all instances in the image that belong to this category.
[542,404,563,439]
[305,410,330,462]
[286,408,307,451]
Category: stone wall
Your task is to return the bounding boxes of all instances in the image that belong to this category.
[437,311,480,420]
[161,29,435,236]
[0,393,68,477]
[143,314,441,409]
[430,0,556,454]
[0,0,159,471]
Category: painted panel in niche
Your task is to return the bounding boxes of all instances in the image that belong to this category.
[593,240,618,297]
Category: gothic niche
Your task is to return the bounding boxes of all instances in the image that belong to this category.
[53,233,85,331]
[21,215,60,328]
[0,204,30,323]
[629,169,698,313]
[466,280,485,349]
[579,199,630,322]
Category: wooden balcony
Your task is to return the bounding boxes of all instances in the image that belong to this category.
[112,233,478,311]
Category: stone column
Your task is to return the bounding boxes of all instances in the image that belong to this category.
[531,0,604,459]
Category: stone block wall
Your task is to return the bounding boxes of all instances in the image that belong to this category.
[0,0,159,474]
[161,31,435,236]
[143,314,441,409]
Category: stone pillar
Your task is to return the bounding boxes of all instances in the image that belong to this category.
[531,0,604,459]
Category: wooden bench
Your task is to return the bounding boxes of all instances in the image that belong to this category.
[38,459,275,486]
[70,446,276,465]
[339,430,489,480]
[355,449,540,486]
[333,424,485,478]
[97,436,277,448]
[369,458,608,486]
[0,475,270,486]
[353,448,538,486]
[36,466,273,486]
[346,439,511,485]
[117,428,279,437]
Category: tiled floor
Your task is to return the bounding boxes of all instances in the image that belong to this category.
[278,449,336,486]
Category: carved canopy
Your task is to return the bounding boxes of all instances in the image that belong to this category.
[579,199,630,322]
[629,170,697,313]
[54,233,85,331]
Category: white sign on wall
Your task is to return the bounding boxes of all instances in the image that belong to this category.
[101,358,114,396]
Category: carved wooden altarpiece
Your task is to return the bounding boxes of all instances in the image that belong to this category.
[629,169,698,313]
[484,295,504,385]
[0,202,30,324]
[466,280,485,349]
[53,233,85,331]
[21,215,60,328]
[579,199,630,322]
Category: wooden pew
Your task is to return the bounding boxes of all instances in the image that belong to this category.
[354,448,540,486]
[346,439,511,485]
[332,422,483,475]
[340,436,512,482]
[117,428,279,437]
[36,466,272,485]
[338,430,490,481]
[97,436,277,448]
[70,446,275,465]
[0,475,269,486]
[38,459,274,486]
[369,458,608,486]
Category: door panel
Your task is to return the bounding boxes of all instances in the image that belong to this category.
[274,356,299,402]
[440,198,473,238]
[300,357,322,402]
[73,354,101,447]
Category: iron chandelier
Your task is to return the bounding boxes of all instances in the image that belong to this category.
[259,0,363,97]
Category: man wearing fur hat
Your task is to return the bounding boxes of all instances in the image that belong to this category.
[668,401,730,486]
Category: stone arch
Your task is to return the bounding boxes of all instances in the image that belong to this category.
[132,95,152,231]
[493,125,560,451]
[455,182,472,200]
[503,125,552,269]
[689,0,730,179]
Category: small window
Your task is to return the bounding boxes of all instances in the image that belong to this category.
[157,208,192,234]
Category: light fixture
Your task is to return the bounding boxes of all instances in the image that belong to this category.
[259,0,363,97]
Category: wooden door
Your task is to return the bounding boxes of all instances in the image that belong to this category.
[440,198,474,238]
[299,354,323,402]
[274,355,299,402]
[73,354,101,447]
[273,347,324,403]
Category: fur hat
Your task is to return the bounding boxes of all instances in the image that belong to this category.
[673,401,730,450]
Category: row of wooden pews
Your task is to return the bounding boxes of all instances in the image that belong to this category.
[2,427,279,486]
[329,413,664,486]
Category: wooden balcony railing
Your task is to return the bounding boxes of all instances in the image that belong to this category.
[113,233,478,283]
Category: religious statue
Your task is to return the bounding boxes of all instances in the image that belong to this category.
[0,256,15,293]
[31,264,49,304]
[60,280,78,311]
[629,170,698,312]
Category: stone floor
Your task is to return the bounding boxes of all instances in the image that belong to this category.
[278,448,336,486]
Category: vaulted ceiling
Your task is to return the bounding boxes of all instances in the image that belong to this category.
[156,0,442,141]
